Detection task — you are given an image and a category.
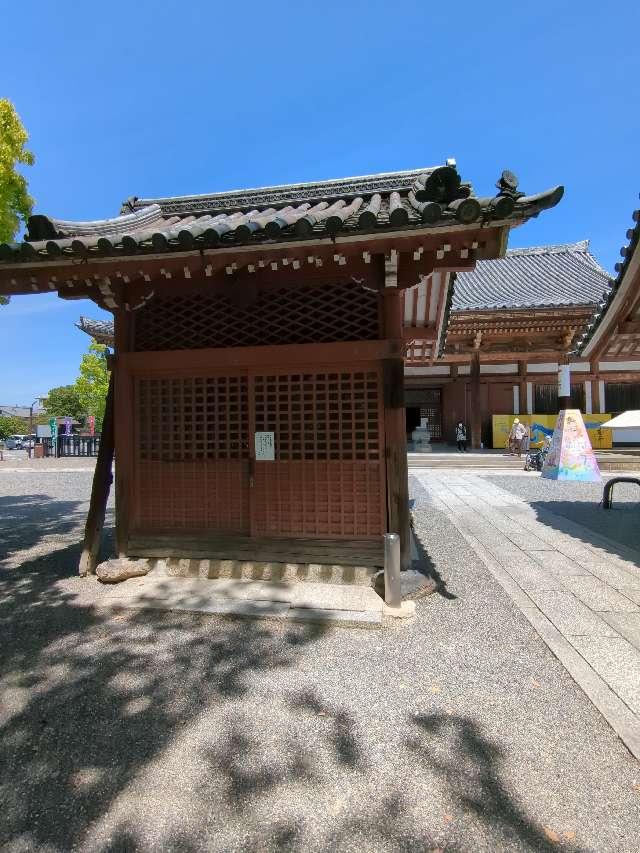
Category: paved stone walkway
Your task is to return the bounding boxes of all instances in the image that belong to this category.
[413,470,640,760]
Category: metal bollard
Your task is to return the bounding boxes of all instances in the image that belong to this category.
[384,533,402,609]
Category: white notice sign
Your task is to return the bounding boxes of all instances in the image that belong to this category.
[255,431,275,461]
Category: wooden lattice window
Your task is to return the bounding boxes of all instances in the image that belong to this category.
[419,388,442,439]
[604,382,640,414]
[253,371,381,461]
[134,282,380,351]
[138,376,249,461]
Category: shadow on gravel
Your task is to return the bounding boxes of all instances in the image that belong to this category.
[407,714,580,853]
[412,532,457,601]
[528,499,640,568]
[0,573,329,849]
[0,517,329,850]
[0,493,89,565]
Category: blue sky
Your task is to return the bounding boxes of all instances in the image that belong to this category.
[1,0,639,404]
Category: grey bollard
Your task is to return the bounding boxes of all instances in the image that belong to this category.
[384,533,402,608]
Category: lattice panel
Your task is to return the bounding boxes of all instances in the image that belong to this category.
[136,375,250,531]
[137,460,249,531]
[254,371,381,461]
[419,388,442,439]
[252,461,383,537]
[138,376,248,461]
[134,282,380,351]
[252,370,384,536]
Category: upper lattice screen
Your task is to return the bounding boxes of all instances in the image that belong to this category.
[0,161,563,264]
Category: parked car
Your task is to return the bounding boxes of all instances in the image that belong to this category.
[4,434,26,450]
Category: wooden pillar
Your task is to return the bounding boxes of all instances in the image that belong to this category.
[518,361,527,414]
[591,361,601,413]
[78,374,115,575]
[382,284,411,570]
[470,352,482,449]
[558,358,571,411]
[114,308,134,557]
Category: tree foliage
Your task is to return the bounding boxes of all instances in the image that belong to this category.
[42,342,110,432]
[0,415,26,440]
[75,341,109,429]
[0,100,35,305]
[0,99,34,242]
[43,385,85,422]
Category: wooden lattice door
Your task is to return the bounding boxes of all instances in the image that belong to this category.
[135,374,250,532]
[134,365,386,540]
[251,367,385,538]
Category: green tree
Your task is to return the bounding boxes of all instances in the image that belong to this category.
[0,100,35,305]
[74,341,110,430]
[43,385,85,422]
[0,415,25,440]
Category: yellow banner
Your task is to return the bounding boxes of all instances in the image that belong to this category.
[492,414,612,450]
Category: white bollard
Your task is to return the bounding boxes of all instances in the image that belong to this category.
[384,533,402,609]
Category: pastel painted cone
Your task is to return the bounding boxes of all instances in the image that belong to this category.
[541,409,601,482]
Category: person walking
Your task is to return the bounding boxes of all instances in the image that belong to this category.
[455,421,467,452]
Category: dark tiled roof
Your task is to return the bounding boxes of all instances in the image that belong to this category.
[0,161,563,264]
[452,240,610,311]
[76,316,116,346]
[577,194,639,355]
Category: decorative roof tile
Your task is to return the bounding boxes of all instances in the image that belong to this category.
[0,161,563,264]
[453,240,609,311]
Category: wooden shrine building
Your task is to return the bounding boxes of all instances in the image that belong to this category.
[0,162,562,570]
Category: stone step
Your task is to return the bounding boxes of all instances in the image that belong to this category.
[97,575,396,628]
[137,557,376,586]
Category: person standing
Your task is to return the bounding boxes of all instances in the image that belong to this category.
[509,417,528,458]
[455,421,467,452]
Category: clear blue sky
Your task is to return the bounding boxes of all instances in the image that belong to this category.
[1,0,639,405]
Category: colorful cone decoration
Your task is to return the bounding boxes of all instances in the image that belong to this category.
[541,409,601,482]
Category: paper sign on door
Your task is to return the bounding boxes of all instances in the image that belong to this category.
[255,431,275,461]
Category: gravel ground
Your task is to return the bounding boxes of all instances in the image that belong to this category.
[1,470,640,852]
[485,473,640,555]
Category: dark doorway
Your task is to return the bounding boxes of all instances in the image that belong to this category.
[406,406,421,435]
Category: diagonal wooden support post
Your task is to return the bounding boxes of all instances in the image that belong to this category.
[78,372,115,576]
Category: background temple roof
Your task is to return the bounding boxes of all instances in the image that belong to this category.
[453,240,610,311]
[579,194,640,357]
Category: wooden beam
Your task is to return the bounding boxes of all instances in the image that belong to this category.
[402,324,436,342]
[78,374,114,576]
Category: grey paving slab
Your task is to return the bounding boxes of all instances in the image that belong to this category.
[618,586,640,605]
[569,636,640,716]
[526,550,591,578]
[520,606,640,761]
[561,576,640,613]
[415,470,640,764]
[601,613,640,651]
[492,559,563,594]
[585,562,640,594]
[472,504,550,544]
[525,590,619,637]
